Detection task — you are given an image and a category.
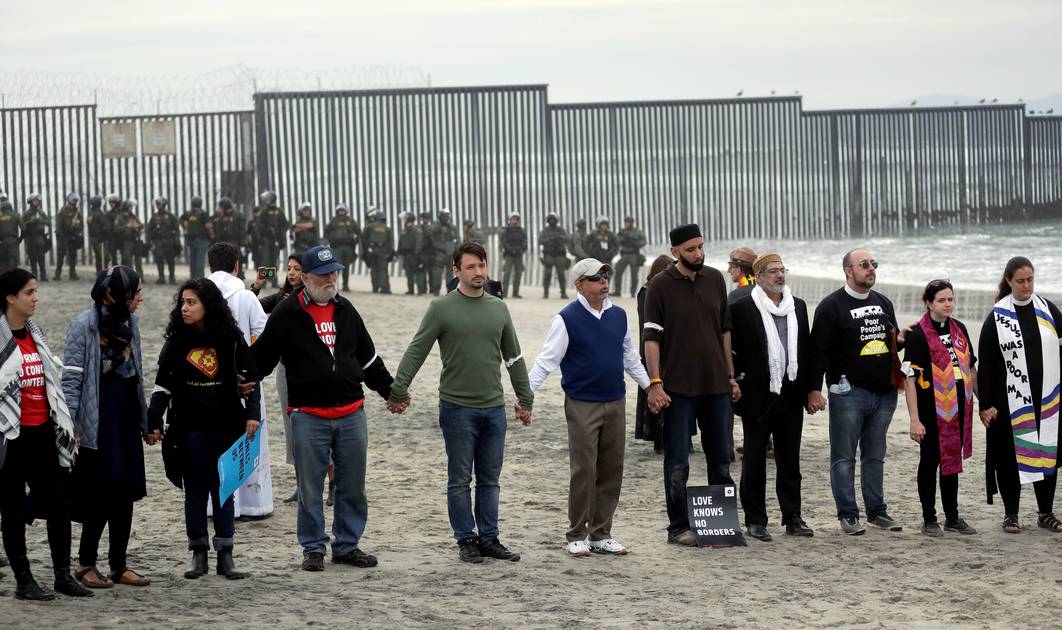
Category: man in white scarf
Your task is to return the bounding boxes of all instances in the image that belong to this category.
[729,253,813,542]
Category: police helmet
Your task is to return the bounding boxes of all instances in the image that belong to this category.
[0,191,6,202]
[66,192,81,205]
[546,212,558,221]
[153,195,168,209]
[107,193,121,205]
[260,190,276,205]
[624,215,635,223]
[119,199,137,212]
[438,208,451,218]
[576,218,587,227]
[373,209,386,221]
[401,211,415,223]
[299,201,312,213]
[335,204,350,214]
[88,195,102,209]
[191,195,203,208]
[463,219,474,227]
[509,212,520,220]
[27,192,42,204]
[0,201,12,213]
[218,197,234,211]
[596,215,610,226]
[419,211,432,220]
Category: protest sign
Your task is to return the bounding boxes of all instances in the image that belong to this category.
[686,484,747,547]
[218,425,262,503]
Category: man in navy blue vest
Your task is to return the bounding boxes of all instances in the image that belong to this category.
[529,258,650,557]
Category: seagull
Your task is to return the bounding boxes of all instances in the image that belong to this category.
[910,100,917,107]
[991,98,998,104]
[770,89,776,95]
[1049,108,1055,114]
[736,89,744,97]
[794,90,801,96]
[1018,98,1024,103]
[979,98,986,104]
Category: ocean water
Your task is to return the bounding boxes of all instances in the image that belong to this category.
[690,219,1062,321]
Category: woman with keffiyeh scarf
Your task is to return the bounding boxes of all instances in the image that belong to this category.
[62,266,154,589]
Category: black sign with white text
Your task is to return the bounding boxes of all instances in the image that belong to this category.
[686,484,747,547]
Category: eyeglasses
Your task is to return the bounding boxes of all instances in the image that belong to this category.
[847,260,879,270]
[763,267,788,275]
[582,273,610,282]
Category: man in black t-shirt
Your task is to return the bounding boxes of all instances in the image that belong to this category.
[809,249,906,536]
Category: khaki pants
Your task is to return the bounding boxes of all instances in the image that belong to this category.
[564,396,626,542]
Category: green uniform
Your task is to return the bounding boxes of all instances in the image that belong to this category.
[147,209,181,284]
[425,219,459,295]
[361,220,394,293]
[417,220,435,287]
[0,206,22,271]
[55,204,84,280]
[258,205,289,287]
[388,289,533,410]
[180,208,211,279]
[613,225,647,297]
[538,224,570,298]
[104,207,122,267]
[213,210,244,247]
[397,222,426,295]
[21,207,50,280]
[584,229,620,265]
[112,211,143,274]
[568,224,589,259]
[464,226,487,245]
[245,210,261,270]
[86,206,107,272]
[292,216,319,257]
[324,214,360,290]
[500,225,528,298]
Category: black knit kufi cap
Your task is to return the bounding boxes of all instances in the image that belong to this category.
[669,223,702,246]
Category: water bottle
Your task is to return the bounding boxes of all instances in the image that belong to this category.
[829,374,852,395]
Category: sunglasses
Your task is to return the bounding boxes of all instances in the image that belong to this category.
[582,273,610,282]
[848,260,879,270]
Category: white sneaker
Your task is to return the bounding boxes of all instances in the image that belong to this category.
[566,540,591,557]
[588,538,629,555]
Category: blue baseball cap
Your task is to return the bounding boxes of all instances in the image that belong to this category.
[302,245,346,275]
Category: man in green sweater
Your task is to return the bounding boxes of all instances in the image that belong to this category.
[388,241,534,565]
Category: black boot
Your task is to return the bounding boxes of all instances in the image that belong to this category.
[13,561,55,601]
[54,571,94,598]
[184,546,209,580]
[216,547,247,580]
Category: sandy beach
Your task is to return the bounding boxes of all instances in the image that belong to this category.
[1,264,1058,629]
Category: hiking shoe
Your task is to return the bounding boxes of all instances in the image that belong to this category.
[332,548,377,568]
[566,540,591,557]
[868,512,903,531]
[667,529,697,546]
[921,521,944,537]
[839,516,866,536]
[302,552,325,572]
[589,538,629,555]
[458,539,483,564]
[944,518,977,535]
[479,539,520,562]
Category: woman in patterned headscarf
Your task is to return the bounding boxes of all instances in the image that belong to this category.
[61,266,153,588]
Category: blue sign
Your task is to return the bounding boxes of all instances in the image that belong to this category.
[218,425,262,503]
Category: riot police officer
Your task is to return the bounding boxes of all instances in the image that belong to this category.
[0,199,22,272]
[586,215,619,265]
[500,212,528,299]
[180,195,211,279]
[425,208,459,295]
[324,204,360,291]
[538,212,570,299]
[612,215,647,297]
[246,206,262,270]
[257,191,289,287]
[85,195,107,272]
[417,211,435,291]
[568,217,589,260]
[103,194,123,266]
[463,218,487,245]
[291,202,319,257]
[360,208,394,293]
[54,193,84,280]
[147,196,181,284]
[212,198,245,249]
[397,210,426,295]
[21,193,50,280]
[112,199,144,273]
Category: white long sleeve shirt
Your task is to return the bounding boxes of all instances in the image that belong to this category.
[528,294,651,393]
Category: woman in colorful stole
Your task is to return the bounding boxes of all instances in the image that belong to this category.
[978,257,1062,533]
[903,280,977,537]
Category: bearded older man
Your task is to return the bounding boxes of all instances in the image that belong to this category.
[252,245,396,572]
[730,253,814,541]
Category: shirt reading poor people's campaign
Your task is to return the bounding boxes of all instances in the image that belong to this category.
[810,285,899,394]
[13,328,48,426]
[297,295,362,418]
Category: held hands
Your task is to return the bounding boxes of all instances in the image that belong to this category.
[142,429,162,446]
[909,420,925,443]
[387,395,411,414]
[514,402,533,426]
[729,379,741,403]
[979,406,998,427]
[246,419,260,438]
[805,390,827,415]
[237,375,257,398]
[647,384,671,414]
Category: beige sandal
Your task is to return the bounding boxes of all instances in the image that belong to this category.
[74,564,114,589]
[110,568,152,586]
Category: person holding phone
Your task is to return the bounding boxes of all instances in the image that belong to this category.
[147,278,261,580]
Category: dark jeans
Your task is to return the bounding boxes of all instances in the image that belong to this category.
[78,496,133,572]
[438,401,507,542]
[828,386,897,519]
[183,430,235,550]
[663,391,732,534]
[0,423,71,577]
[186,238,209,280]
[739,380,804,527]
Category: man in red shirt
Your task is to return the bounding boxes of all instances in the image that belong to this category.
[253,246,396,573]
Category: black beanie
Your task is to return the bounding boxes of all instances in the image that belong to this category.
[669,223,702,246]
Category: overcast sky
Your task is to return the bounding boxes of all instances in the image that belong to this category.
[2,0,1059,110]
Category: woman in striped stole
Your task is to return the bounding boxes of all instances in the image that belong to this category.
[978,257,1062,533]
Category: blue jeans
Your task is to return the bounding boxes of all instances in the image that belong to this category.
[662,392,733,534]
[183,430,235,550]
[828,386,897,519]
[187,238,208,280]
[438,401,507,542]
[291,409,368,556]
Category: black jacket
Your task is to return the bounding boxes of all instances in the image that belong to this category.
[730,293,811,419]
[252,289,393,408]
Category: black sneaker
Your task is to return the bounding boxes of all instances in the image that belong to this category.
[479,538,520,562]
[332,548,378,568]
[944,517,977,535]
[868,512,903,531]
[302,552,325,572]
[458,539,483,564]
